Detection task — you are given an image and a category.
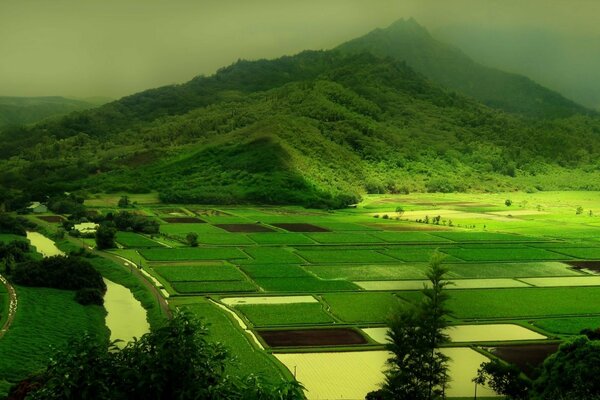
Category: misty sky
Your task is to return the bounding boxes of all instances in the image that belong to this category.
[1,0,599,108]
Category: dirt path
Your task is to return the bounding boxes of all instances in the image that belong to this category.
[0,274,17,339]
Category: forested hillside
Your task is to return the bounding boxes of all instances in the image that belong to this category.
[1,28,600,209]
[0,96,96,129]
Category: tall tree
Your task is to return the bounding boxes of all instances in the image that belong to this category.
[378,251,451,400]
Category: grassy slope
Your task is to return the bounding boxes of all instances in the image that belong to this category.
[0,286,108,389]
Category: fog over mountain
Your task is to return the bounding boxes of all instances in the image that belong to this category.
[1,0,598,106]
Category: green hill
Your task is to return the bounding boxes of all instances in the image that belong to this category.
[1,34,600,208]
[0,96,97,129]
[337,18,593,119]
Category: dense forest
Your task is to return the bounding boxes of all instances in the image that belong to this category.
[1,20,600,209]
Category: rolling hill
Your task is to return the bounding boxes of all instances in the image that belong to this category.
[1,23,600,209]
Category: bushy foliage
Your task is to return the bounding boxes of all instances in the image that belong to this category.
[0,240,31,263]
[0,214,35,236]
[95,223,117,250]
[111,211,159,234]
[12,255,106,293]
[74,288,104,306]
[12,312,304,400]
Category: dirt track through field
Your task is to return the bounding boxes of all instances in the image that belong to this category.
[0,274,17,339]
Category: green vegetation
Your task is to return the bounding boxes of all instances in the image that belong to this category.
[183,300,287,381]
[140,247,248,261]
[153,264,246,282]
[296,249,396,263]
[443,247,568,262]
[253,277,358,292]
[12,312,301,400]
[0,96,96,129]
[171,281,257,293]
[422,287,600,319]
[533,317,600,335]
[323,292,402,323]
[115,231,163,248]
[0,286,108,385]
[240,247,304,264]
[236,303,335,326]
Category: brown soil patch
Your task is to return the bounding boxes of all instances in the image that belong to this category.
[36,215,65,223]
[215,223,274,233]
[492,343,559,377]
[366,223,448,231]
[162,217,206,223]
[568,261,600,271]
[258,328,367,347]
[272,223,330,232]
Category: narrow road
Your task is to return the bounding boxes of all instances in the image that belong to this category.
[0,274,17,338]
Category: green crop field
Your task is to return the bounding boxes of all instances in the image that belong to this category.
[296,249,397,263]
[180,300,287,381]
[247,233,315,245]
[371,231,452,243]
[442,247,569,262]
[239,247,305,264]
[253,276,358,292]
[140,247,249,261]
[305,232,382,244]
[239,264,310,278]
[235,303,335,326]
[323,292,403,323]
[116,232,164,248]
[383,248,461,262]
[399,287,600,319]
[171,280,257,293]
[305,264,429,281]
[153,264,246,281]
[197,234,256,245]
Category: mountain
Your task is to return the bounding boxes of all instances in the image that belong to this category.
[1,28,600,209]
[336,18,593,119]
[0,96,97,129]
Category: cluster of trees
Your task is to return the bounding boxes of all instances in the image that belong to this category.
[11,255,106,305]
[0,214,35,236]
[8,311,304,400]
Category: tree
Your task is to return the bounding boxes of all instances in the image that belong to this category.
[395,206,405,217]
[505,199,513,207]
[379,251,451,400]
[532,336,600,399]
[475,359,530,399]
[14,311,304,400]
[186,232,199,247]
[117,196,129,208]
[95,224,116,250]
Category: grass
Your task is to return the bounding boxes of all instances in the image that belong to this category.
[442,247,570,262]
[0,286,108,384]
[239,247,305,264]
[139,247,249,261]
[181,300,287,382]
[398,287,600,319]
[153,264,246,282]
[171,281,257,293]
[295,249,397,263]
[160,223,225,236]
[322,292,403,323]
[115,232,164,248]
[252,277,358,292]
[235,303,335,326]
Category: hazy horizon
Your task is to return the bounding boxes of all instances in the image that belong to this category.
[1,0,599,108]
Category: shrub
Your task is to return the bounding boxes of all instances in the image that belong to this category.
[75,288,104,306]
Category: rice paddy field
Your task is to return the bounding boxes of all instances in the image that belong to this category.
[29,191,600,398]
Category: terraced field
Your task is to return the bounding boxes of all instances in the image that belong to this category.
[83,192,600,399]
